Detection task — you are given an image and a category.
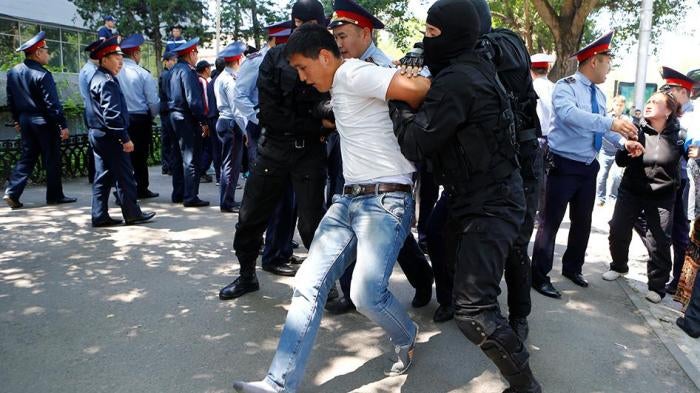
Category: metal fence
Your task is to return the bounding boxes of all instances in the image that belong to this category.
[1,127,162,184]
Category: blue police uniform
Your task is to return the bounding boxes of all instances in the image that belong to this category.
[4,31,75,208]
[204,66,222,183]
[213,42,246,212]
[532,31,622,291]
[79,40,103,185]
[119,34,160,198]
[168,38,209,206]
[97,17,117,40]
[86,37,153,226]
[158,52,177,175]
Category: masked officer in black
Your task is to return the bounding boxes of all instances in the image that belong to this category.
[86,37,155,227]
[168,37,210,207]
[4,31,77,209]
[390,1,541,391]
[219,0,329,300]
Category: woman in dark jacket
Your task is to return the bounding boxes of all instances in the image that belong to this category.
[603,91,684,303]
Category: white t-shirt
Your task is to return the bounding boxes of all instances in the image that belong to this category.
[330,59,415,184]
[533,76,555,136]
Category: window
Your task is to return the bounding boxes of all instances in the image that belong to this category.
[0,17,154,75]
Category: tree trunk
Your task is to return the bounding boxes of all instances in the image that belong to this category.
[251,0,260,49]
[549,32,580,81]
[524,0,533,53]
[151,12,162,78]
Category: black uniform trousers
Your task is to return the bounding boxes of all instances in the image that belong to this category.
[88,129,142,222]
[670,178,690,288]
[216,118,245,210]
[532,153,599,286]
[200,117,222,180]
[5,114,65,202]
[505,140,543,319]
[261,181,298,267]
[127,113,153,195]
[160,111,175,174]
[169,111,203,204]
[233,136,327,277]
[452,172,533,389]
[609,188,674,294]
[425,192,459,306]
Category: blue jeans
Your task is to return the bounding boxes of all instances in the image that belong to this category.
[596,150,621,202]
[264,191,417,392]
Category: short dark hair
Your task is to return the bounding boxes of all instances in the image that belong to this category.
[285,23,340,60]
[531,67,548,76]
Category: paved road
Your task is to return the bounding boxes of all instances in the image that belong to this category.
[0,168,697,393]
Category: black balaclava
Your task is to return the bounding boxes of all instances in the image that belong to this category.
[468,0,492,36]
[291,0,326,26]
[424,0,481,75]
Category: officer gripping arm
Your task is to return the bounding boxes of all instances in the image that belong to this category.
[391,72,468,162]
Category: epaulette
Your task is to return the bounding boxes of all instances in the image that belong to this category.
[141,66,151,74]
[246,51,262,60]
[563,76,576,84]
[365,56,377,65]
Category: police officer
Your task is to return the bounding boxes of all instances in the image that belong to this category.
[118,34,160,199]
[325,0,434,315]
[213,42,247,213]
[195,60,215,184]
[531,31,638,299]
[530,53,556,227]
[158,51,177,175]
[85,37,155,227]
[390,1,541,390]
[206,57,225,184]
[168,37,210,207]
[165,24,187,54]
[219,0,329,300]
[4,31,77,209]
[234,21,292,165]
[97,16,119,41]
[79,39,103,184]
[233,22,302,278]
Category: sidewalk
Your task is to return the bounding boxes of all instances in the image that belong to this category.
[0,168,698,393]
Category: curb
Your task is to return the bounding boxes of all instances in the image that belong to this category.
[618,279,700,391]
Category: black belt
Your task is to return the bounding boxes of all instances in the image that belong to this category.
[343,183,412,197]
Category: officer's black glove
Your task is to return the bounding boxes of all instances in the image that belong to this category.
[388,100,416,137]
[398,43,424,78]
[311,99,335,122]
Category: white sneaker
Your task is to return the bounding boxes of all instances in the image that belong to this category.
[385,322,418,376]
[645,291,662,304]
[232,380,277,393]
[602,270,622,281]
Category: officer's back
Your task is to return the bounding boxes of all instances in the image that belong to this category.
[168,60,205,119]
[7,60,63,122]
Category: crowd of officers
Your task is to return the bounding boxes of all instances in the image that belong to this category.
[3,0,700,391]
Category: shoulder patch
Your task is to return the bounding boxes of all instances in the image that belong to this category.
[564,76,576,84]
[246,51,262,60]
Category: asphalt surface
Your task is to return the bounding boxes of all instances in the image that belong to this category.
[0,168,697,393]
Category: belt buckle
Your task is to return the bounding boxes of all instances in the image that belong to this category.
[351,184,362,196]
[294,139,305,149]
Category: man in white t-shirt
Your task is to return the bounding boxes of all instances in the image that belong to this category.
[232,23,430,393]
